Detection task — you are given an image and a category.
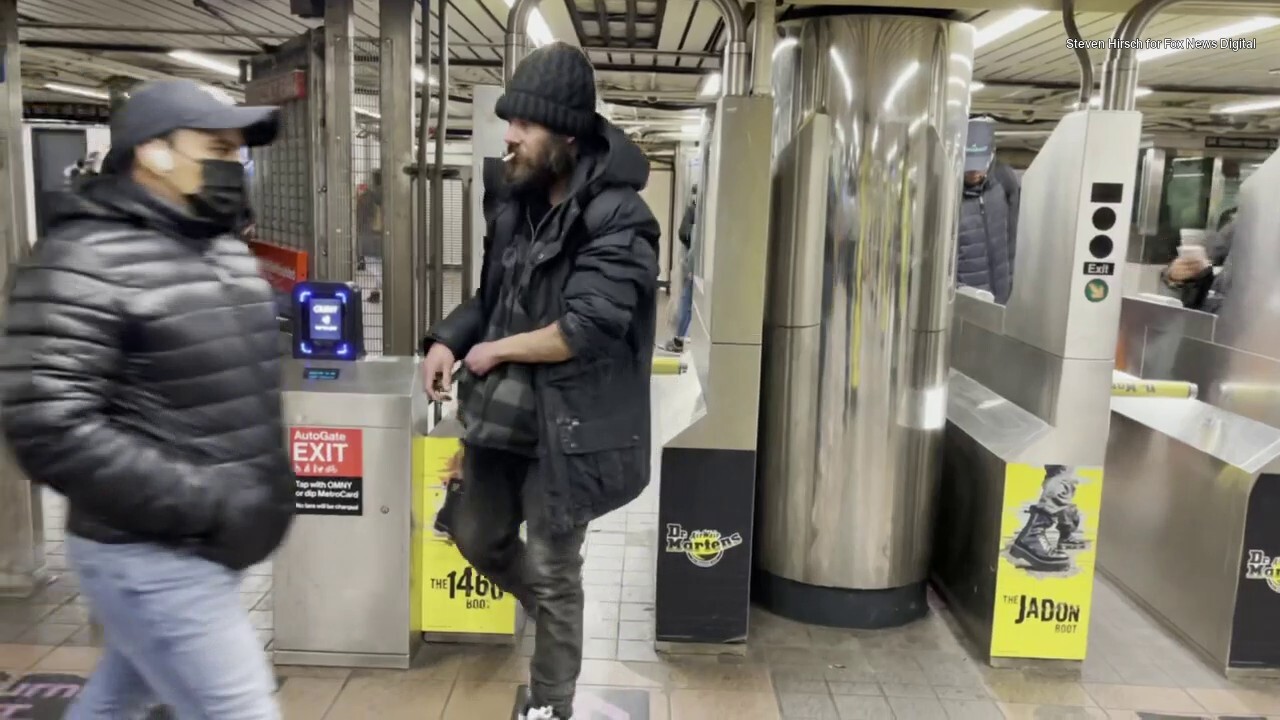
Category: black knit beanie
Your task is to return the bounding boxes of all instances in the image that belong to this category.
[495,42,599,138]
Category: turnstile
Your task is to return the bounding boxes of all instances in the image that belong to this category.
[274,356,426,669]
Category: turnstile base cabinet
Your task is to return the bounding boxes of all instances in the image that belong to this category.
[274,358,422,669]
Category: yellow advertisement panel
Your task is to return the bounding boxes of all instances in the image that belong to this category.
[990,463,1104,661]
[412,436,517,635]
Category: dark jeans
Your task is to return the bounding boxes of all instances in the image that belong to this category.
[453,446,587,715]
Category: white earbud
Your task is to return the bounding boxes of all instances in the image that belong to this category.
[143,147,175,174]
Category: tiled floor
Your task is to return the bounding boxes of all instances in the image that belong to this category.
[6,486,1280,719]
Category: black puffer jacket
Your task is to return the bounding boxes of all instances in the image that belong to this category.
[0,178,295,571]
[424,123,661,532]
[956,162,1020,303]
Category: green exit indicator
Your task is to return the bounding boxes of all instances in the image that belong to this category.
[1085,279,1109,303]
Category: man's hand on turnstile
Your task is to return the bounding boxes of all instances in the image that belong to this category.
[424,343,457,402]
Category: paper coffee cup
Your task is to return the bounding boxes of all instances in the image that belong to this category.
[1177,244,1208,263]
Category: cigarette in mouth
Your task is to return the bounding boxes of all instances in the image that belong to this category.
[502,152,515,163]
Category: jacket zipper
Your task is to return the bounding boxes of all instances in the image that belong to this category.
[978,194,996,288]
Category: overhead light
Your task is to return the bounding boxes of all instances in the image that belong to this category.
[1066,87,1152,108]
[412,67,439,85]
[1137,17,1280,62]
[168,50,240,78]
[971,81,986,92]
[995,129,1053,137]
[44,82,109,101]
[1215,97,1280,114]
[501,0,554,46]
[974,9,1050,49]
[699,73,721,98]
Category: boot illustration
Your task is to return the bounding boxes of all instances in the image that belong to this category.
[1056,505,1088,551]
[1010,505,1071,571]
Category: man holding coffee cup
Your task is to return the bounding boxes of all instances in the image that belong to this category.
[1165,214,1235,311]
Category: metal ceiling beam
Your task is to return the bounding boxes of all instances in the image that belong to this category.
[18,21,294,40]
[22,40,250,55]
[980,78,1280,98]
[23,47,181,83]
[22,47,245,101]
[22,41,719,76]
[581,46,714,58]
[787,0,1280,12]
[594,0,611,44]
[23,38,714,63]
[625,0,638,46]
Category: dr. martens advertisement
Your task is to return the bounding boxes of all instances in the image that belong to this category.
[991,464,1105,661]
[1229,473,1280,669]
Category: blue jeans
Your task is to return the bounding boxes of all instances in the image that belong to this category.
[66,536,279,720]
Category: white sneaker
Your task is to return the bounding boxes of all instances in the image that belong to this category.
[519,706,559,720]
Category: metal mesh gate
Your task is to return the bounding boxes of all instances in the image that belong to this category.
[352,38,384,354]
[248,31,472,356]
[424,176,468,324]
[250,98,313,253]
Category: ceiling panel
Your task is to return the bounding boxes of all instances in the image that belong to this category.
[13,0,1280,135]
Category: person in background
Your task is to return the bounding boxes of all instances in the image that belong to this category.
[955,118,1021,304]
[0,79,293,719]
[1165,209,1235,312]
[356,167,384,303]
[419,42,660,720]
[663,184,697,353]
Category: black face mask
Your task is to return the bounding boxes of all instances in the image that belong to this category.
[186,158,248,230]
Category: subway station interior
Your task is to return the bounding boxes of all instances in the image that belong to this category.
[4,0,1280,718]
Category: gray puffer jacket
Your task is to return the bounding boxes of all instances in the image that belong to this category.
[956,162,1020,304]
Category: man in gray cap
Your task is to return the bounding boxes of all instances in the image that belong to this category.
[955,117,1022,304]
[421,41,660,720]
[0,79,291,718]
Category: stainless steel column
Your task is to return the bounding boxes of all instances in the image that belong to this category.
[323,0,355,281]
[380,0,416,355]
[0,0,47,598]
[756,14,974,628]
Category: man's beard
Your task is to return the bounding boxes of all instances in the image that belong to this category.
[504,135,577,194]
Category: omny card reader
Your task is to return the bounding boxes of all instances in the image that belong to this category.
[274,280,429,669]
[290,281,364,363]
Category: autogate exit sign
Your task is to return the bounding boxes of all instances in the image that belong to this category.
[289,427,362,477]
[290,427,364,516]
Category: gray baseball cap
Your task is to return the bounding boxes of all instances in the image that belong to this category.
[964,119,996,173]
[104,79,279,172]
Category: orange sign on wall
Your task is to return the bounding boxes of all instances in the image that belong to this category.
[247,240,309,294]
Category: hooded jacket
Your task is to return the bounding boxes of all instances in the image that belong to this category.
[677,199,695,249]
[423,123,661,532]
[0,177,295,571]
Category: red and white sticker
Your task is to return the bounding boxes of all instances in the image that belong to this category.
[289,427,362,477]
